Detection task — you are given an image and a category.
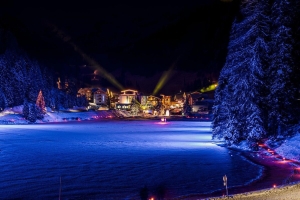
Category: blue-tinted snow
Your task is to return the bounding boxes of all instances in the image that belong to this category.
[0,121,263,199]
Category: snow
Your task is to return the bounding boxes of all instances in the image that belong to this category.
[0,109,264,199]
[0,106,130,124]
[1,106,300,199]
[1,106,300,164]
[274,133,300,161]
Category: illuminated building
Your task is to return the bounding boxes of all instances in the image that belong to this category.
[116,89,138,110]
[57,77,69,90]
[77,88,93,102]
[77,88,108,109]
[147,95,160,107]
[93,89,107,106]
[160,94,171,108]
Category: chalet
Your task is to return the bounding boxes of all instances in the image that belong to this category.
[77,88,93,102]
[116,89,138,110]
[93,88,107,106]
[160,94,171,109]
[77,87,108,109]
[170,91,186,109]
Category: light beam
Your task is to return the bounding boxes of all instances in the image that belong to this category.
[50,24,124,90]
[152,61,177,95]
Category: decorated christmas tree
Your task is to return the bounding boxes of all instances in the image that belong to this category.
[36,90,46,115]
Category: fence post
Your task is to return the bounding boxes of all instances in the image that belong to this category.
[223,175,228,197]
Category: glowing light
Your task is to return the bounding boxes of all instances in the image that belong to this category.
[157,121,168,125]
[273,184,276,188]
[160,118,167,122]
[165,110,170,116]
[200,83,218,93]
[153,62,176,95]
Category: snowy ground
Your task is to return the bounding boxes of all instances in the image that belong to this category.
[209,183,300,200]
[1,106,300,199]
[0,120,263,199]
[0,106,132,124]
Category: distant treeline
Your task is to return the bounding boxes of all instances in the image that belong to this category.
[0,30,88,112]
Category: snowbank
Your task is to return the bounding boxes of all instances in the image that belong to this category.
[274,133,300,161]
[0,106,134,124]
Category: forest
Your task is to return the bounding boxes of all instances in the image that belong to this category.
[0,30,88,122]
[212,0,300,147]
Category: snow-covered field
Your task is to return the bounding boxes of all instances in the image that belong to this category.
[1,107,300,199]
[0,106,131,124]
[0,120,263,199]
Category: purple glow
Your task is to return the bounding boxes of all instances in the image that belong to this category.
[0,121,263,199]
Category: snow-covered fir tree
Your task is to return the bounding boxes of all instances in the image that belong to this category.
[267,0,298,136]
[41,66,54,108]
[0,52,14,107]
[22,100,29,119]
[0,30,88,115]
[27,61,44,103]
[0,89,7,111]
[292,1,300,92]
[7,50,28,106]
[213,0,300,145]
[27,103,37,123]
[212,0,270,145]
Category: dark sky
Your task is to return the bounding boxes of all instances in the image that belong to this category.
[0,0,239,94]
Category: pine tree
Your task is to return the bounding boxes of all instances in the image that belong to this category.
[291,1,300,93]
[76,95,89,108]
[0,52,14,107]
[212,0,270,145]
[41,66,54,108]
[27,103,37,123]
[27,60,44,103]
[22,100,29,119]
[36,90,46,115]
[267,0,298,136]
[0,89,7,112]
[5,50,28,106]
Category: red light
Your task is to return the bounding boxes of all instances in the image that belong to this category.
[273,184,276,188]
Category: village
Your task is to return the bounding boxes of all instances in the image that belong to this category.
[76,87,215,119]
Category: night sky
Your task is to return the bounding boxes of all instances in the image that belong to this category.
[0,0,239,94]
